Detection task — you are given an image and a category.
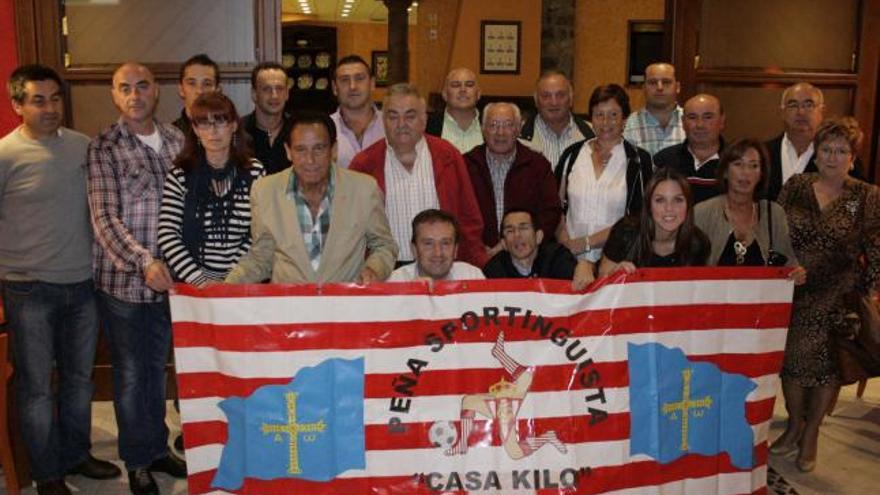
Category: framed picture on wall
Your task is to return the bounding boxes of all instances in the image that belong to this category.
[372,50,390,87]
[480,21,521,74]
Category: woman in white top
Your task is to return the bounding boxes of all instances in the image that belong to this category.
[556,84,653,262]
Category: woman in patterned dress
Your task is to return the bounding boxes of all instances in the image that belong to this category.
[771,117,880,472]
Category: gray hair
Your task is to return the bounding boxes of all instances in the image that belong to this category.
[481,102,522,126]
[780,82,824,108]
[383,82,425,109]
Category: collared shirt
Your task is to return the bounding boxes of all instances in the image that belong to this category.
[521,115,586,171]
[87,119,184,303]
[689,147,720,171]
[623,106,686,156]
[331,105,385,169]
[384,137,440,261]
[565,138,628,262]
[288,168,336,272]
[486,148,516,231]
[440,109,483,154]
[242,112,293,175]
[781,133,814,184]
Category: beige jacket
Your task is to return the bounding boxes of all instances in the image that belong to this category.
[225,167,398,284]
[694,195,799,267]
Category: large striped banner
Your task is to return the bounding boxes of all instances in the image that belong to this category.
[170,267,793,494]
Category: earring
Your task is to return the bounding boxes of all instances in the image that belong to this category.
[233,133,238,147]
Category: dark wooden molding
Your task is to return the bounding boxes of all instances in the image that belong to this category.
[13,0,37,63]
[694,69,859,86]
[855,0,880,182]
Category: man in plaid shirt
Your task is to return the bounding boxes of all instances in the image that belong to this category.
[87,62,187,495]
[623,63,686,156]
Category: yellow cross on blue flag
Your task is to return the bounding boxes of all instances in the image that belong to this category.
[628,343,756,469]
[211,357,365,490]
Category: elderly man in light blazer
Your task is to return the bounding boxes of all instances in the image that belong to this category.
[225,113,398,284]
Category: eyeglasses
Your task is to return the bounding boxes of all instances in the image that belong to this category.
[192,115,231,130]
[783,100,818,112]
[817,145,852,158]
[592,112,621,123]
[487,120,517,131]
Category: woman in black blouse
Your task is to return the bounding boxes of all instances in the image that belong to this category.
[599,168,709,275]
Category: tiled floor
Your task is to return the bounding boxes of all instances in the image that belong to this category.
[2,380,878,494]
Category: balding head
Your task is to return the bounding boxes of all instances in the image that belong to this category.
[111,62,159,131]
[442,67,480,112]
[534,71,573,128]
[683,94,724,148]
[780,82,824,140]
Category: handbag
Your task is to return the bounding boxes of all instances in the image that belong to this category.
[765,201,789,267]
[837,290,880,384]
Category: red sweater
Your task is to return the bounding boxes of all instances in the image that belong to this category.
[350,135,488,267]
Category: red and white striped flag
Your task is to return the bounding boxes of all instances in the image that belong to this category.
[170,267,793,494]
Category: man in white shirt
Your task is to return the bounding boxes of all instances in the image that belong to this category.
[623,62,686,155]
[388,209,485,281]
[426,67,483,153]
[764,82,825,200]
[519,71,594,170]
[330,54,385,168]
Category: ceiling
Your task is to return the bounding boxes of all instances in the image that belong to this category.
[280,0,419,23]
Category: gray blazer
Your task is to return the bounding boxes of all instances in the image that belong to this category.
[694,195,799,267]
[226,166,398,284]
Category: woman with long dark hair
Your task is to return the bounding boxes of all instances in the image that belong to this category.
[158,92,264,286]
[599,168,709,274]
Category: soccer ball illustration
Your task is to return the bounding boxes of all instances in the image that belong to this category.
[428,420,458,449]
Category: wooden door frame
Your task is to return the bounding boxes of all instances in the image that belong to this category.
[12,0,281,82]
[666,0,880,182]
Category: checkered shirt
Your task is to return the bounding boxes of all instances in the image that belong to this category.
[288,169,336,272]
[623,106,686,156]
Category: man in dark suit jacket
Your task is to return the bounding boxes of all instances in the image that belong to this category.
[765,83,862,200]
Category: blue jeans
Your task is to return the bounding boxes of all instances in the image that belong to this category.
[2,279,98,482]
[96,291,171,470]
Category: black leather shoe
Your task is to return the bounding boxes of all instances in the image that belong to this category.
[36,479,72,495]
[128,468,158,495]
[68,454,122,479]
[149,453,187,478]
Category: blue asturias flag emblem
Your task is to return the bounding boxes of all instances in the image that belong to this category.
[628,342,756,469]
[211,357,366,490]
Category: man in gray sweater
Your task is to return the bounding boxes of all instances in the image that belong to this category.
[0,64,120,495]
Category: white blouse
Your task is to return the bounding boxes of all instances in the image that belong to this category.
[564,139,628,262]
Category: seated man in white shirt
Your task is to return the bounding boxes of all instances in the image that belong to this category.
[388,209,485,282]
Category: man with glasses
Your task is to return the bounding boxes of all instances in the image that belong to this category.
[654,93,726,204]
[241,62,292,174]
[765,83,837,200]
[624,62,685,155]
[426,67,483,153]
[225,113,397,284]
[87,62,187,495]
[464,102,561,259]
[483,209,593,291]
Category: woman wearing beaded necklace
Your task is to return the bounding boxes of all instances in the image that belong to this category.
[694,138,804,281]
[158,92,264,287]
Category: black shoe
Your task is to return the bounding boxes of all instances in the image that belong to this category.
[128,468,158,495]
[149,453,187,478]
[173,433,184,452]
[36,479,72,495]
[68,454,122,479]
